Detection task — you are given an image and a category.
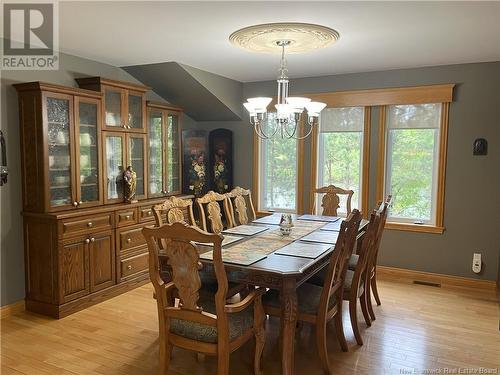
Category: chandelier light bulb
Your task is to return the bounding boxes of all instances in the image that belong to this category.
[247,97,272,109]
[305,101,327,117]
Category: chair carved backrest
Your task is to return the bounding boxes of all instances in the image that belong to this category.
[196,191,232,234]
[351,210,382,293]
[314,185,355,217]
[225,186,257,226]
[152,196,196,227]
[366,195,391,275]
[319,209,362,314]
[142,223,230,342]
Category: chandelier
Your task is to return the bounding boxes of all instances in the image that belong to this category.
[243,40,326,139]
[230,23,339,140]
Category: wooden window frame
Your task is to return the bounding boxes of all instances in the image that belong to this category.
[310,107,371,218]
[253,84,454,227]
[252,123,305,215]
[376,102,450,234]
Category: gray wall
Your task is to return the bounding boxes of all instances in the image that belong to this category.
[196,62,500,281]
[0,52,195,306]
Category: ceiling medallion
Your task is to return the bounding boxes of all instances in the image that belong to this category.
[229,22,340,54]
[230,23,339,139]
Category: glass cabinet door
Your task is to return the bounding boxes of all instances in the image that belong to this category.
[46,95,74,208]
[127,134,146,198]
[104,87,122,128]
[166,112,181,194]
[104,133,125,202]
[127,92,144,130]
[148,110,164,197]
[75,98,101,206]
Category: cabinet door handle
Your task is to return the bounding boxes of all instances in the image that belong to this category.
[127,265,132,270]
[84,238,90,244]
[73,201,78,207]
[78,201,83,205]
[147,211,152,216]
[87,222,93,228]
[126,238,132,243]
[90,237,95,242]
[125,215,131,220]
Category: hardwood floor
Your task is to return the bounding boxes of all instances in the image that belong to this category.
[1,278,499,375]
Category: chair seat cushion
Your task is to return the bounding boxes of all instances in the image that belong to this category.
[170,297,254,344]
[343,269,364,300]
[263,283,336,316]
[348,254,359,270]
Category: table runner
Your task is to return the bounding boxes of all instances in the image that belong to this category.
[200,220,325,265]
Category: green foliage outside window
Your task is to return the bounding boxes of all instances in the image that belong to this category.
[387,128,436,221]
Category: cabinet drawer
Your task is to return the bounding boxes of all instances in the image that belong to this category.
[118,227,147,252]
[121,253,148,279]
[116,208,138,227]
[61,214,113,237]
[139,206,155,223]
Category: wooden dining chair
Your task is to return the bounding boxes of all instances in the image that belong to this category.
[152,196,196,226]
[348,196,390,321]
[341,210,381,346]
[262,210,362,374]
[197,191,233,233]
[313,185,354,216]
[153,196,245,300]
[143,222,266,375]
[225,186,257,226]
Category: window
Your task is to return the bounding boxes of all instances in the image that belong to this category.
[379,103,448,232]
[314,107,369,215]
[256,113,301,213]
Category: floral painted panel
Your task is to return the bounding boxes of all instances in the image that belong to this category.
[209,129,233,194]
[182,130,208,197]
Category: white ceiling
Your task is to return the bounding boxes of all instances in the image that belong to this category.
[58,1,500,82]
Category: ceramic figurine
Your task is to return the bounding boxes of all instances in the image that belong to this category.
[123,166,138,203]
[279,213,294,236]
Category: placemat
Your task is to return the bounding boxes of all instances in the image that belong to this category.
[298,214,341,222]
[320,220,343,232]
[274,242,332,259]
[252,213,298,225]
[200,236,292,266]
[194,235,244,248]
[223,225,269,236]
[299,230,340,245]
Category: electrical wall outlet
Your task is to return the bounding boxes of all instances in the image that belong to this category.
[472,253,481,274]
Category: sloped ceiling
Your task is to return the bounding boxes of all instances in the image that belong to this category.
[123,62,243,121]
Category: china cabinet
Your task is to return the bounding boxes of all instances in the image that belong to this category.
[75,77,148,132]
[147,101,182,198]
[15,78,186,318]
[16,82,103,212]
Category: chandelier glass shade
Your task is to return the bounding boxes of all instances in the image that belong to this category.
[243,41,327,139]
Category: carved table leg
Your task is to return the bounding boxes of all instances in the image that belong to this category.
[280,278,298,375]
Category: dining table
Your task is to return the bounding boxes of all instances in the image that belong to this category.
[161,213,368,375]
